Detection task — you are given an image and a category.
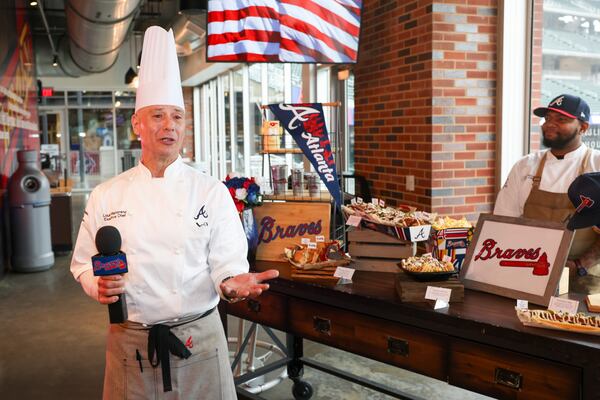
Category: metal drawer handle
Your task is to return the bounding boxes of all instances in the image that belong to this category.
[313,316,331,335]
[247,299,261,313]
[387,337,409,356]
[494,367,522,390]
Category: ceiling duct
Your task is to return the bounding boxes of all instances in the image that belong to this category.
[172,12,206,57]
[56,0,141,77]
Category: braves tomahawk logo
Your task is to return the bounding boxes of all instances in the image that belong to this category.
[549,96,564,106]
[575,194,594,213]
[475,238,549,276]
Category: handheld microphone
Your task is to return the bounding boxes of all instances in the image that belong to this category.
[92,225,128,324]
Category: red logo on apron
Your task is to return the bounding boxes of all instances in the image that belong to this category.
[185,336,193,348]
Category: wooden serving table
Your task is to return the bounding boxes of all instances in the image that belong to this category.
[222,262,600,400]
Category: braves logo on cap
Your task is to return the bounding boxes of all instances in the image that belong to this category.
[575,194,595,213]
[550,96,564,106]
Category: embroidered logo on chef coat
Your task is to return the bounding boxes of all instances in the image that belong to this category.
[102,210,128,221]
[194,205,209,228]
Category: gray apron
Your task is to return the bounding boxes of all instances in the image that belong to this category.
[102,309,236,400]
[523,149,600,294]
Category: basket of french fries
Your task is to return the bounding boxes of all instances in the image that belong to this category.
[429,217,474,272]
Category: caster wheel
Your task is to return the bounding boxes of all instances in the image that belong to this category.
[292,380,313,400]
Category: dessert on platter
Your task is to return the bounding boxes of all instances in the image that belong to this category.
[516,308,600,336]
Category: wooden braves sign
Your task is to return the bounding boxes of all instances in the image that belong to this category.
[460,214,574,306]
[254,202,331,262]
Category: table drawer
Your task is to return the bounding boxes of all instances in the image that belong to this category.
[289,298,447,380]
[227,291,287,330]
[449,339,580,400]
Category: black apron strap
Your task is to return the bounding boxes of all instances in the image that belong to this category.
[146,307,215,392]
[148,325,192,392]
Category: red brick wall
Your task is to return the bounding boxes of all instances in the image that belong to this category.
[354,0,498,221]
[354,0,434,207]
[182,86,195,160]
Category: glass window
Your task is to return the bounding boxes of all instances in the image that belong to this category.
[222,75,232,174]
[67,91,114,107]
[347,73,355,173]
[249,64,262,177]
[530,0,600,150]
[114,91,136,108]
[291,64,303,103]
[267,64,284,103]
[68,109,114,182]
[233,69,244,172]
[39,90,66,106]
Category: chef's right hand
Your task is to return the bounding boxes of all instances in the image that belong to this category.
[97,275,125,304]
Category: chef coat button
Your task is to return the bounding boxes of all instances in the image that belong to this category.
[172,289,177,294]
[175,248,181,255]
[130,249,136,255]
[177,210,183,217]
[129,211,134,216]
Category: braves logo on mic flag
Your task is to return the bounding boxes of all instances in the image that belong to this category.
[268,103,342,207]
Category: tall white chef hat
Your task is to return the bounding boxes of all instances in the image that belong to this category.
[135,26,184,112]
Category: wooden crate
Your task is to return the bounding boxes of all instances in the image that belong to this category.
[347,227,416,272]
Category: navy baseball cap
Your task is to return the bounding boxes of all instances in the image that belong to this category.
[533,94,590,123]
[567,172,600,230]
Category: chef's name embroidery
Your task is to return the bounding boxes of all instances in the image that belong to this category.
[258,216,322,244]
[103,210,127,221]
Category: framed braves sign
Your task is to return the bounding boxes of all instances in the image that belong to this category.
[460,214,574,306]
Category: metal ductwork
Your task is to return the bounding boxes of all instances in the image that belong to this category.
[172,12,206,57]
[54,0,141,77]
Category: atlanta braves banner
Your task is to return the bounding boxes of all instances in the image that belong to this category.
[268,103,342,207]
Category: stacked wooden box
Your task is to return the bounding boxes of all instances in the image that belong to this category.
[347,227,416,272]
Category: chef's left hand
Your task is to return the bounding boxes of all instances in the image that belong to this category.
[220,269,279,302]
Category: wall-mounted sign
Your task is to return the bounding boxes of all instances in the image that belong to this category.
[41,87,53,97]
[254,202,331,262]
[460,214,573,306]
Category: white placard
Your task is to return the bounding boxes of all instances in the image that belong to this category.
[379,199,386,207]
[301,238,310,245]
[371,197,379,205]
[356,197,363,204]
[548,296,579,315]
[346,215,362,227]
[442,255,452,262]
[351,198,357,205]
[408,225,431,242]
[307,242,317,250]
[334,266,355,281]
[315,235,325,242]
[434,300,449,310]
[516,299,529,310]
[425,286,452,303]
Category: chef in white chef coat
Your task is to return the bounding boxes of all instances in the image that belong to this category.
[494,94,600,293]
[70,26,278,399]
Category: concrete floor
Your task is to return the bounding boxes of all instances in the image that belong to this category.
[0,194,491,400]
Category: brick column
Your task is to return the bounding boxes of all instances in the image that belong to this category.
[354,0,498,221]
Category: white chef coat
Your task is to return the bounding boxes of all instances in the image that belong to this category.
[70,156,249,325]
[494,144,600,217]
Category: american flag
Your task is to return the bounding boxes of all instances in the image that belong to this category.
[207,0,362,63]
